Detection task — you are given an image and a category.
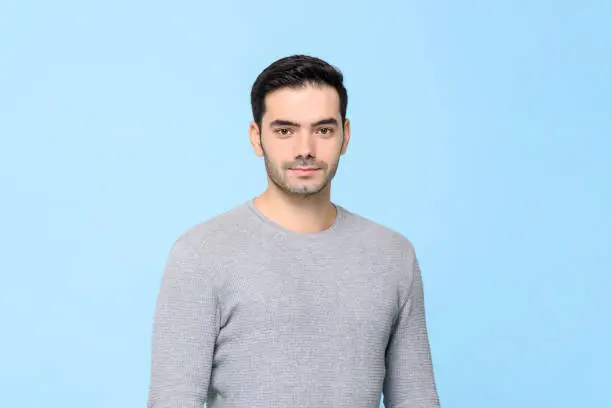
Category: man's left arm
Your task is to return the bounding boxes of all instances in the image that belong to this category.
[382,252,441,408]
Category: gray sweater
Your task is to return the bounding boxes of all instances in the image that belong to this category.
[147,200,440,408]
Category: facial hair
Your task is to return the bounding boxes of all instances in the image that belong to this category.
[262,145,342,197]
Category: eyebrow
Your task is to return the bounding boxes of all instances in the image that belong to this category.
[269,118,339,128]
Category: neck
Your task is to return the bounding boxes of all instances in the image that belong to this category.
[253,186,337,234]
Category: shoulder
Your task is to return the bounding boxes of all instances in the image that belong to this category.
[339,205,417,259]
[169,201,252,255]
[340,207,423,299]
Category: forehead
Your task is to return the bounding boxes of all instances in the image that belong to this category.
[263,85,341,123]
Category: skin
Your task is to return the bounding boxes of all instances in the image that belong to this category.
[248,84,351,233]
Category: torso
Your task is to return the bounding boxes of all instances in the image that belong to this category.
[198,202,413,407]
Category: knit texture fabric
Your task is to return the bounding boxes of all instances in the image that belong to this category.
[148,200,440,408]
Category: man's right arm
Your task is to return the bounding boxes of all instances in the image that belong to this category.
[147,238,220,408]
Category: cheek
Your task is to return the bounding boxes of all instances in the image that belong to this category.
[321,142,343,161]
[262,143,288,161]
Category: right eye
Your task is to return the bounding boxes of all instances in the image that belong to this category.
[274,128,293,136]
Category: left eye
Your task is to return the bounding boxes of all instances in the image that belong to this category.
[318,128,332,135]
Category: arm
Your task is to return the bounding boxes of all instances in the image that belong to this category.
[147,238,220,408]
[383,253,440,408]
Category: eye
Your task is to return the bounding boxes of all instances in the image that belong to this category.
[274,128,293,137]
[317,127,334,136]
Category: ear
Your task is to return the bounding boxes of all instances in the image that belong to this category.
[340,118,351,156]
[249,121,264,157]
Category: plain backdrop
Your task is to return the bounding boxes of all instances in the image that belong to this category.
[1,1,610,407]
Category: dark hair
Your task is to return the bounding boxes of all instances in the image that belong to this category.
[250,54,348,129]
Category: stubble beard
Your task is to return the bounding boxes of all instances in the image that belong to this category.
[263,153,340,197]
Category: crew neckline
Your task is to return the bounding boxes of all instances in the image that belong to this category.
[246,198,346,238]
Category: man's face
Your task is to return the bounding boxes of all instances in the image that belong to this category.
[250,84,350,197]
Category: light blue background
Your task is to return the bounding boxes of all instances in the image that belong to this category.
[1,1,610,407]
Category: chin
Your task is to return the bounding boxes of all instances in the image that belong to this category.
[287,183,327,196]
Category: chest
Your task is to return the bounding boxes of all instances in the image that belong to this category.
[216,247,401,347]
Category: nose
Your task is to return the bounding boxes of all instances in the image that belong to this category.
[294,132,316,159]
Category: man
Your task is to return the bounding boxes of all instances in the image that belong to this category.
[147,55,441,408]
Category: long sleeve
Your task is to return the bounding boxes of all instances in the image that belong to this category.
[147,238,220,408]
[383,255,440,408]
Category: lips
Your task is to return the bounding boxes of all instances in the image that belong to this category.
[289,167,320,174]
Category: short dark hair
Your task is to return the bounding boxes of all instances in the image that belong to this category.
[250,55,348,129]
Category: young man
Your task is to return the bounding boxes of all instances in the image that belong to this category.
[147,55,441,408]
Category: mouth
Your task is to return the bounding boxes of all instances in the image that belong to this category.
[289,167,320,175]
